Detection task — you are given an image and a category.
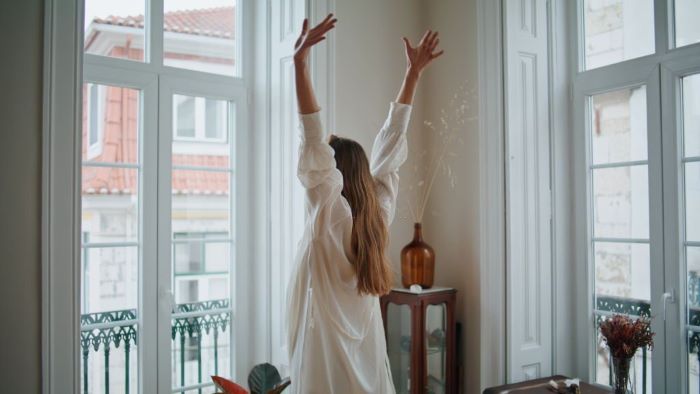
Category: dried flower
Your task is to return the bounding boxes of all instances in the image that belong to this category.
[599,314,655,359]
[401,81,476,223]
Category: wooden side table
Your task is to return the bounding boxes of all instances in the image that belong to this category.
[380,287,457,394]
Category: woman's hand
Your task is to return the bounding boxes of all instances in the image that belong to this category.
[395,30,444,105]
[402,30,444,77]
[294,14,337,64]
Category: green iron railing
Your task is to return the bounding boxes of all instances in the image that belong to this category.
[597,294,700,394]
[80,299,230,394]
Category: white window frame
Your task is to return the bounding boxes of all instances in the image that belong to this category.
[43,0,335,392]
[86,83,104,159]
[571,0,700,392]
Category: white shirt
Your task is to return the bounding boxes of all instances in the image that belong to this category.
[286,102,412,394]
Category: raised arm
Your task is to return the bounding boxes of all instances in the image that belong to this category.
[371,30,443,224]
[396,30,444,105]
[294,15,337,114]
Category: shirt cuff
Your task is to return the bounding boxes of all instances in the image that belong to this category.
[299,111,324,142]
[389,102,412,131]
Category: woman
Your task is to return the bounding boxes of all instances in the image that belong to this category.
[287,14,443,394]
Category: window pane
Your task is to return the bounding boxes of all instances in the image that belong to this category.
[172,169,231,234]
[683,73,700,158]
[594,242,650,301]
[591,86,647,164]
[688,330,700,394]
[205,99,226,140]
[83,84,139,164]
[81,322,138,393]
[172,94,232,166]
[175,96,196,138]
[164,0,237,76]
[84,0,145,61]
[687,163,700,241]
[81,246,138,313]
[675,0,700,48]
[583,0,655,70]
[82,167,139,243]
[593,166,649,239]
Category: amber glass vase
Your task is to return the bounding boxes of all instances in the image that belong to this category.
[400,223,435,288]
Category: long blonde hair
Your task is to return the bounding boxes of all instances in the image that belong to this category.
[329,135,393,296]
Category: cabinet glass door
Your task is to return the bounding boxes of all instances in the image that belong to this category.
[386,303,411,393]
[425,303,447,394]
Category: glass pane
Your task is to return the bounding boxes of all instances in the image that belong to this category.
[593,166,649,239]
[683,73,700,157]
[386,303,411,393]
[84,0,145,61]
[164,0,237,76]
[82,84,140,164]
[426,304,447,394]
[689,247,700,313]
[591,86,647,165]
[594,242,650,301]
[583,0,655,70]
[687,163,700,241]
[171,169,231,234]
[172,94,231,168]
[172,306,231,390]
[689,330,700,393]
[82,167,139,243]
[675,0,700,48]
[81,246,138,313]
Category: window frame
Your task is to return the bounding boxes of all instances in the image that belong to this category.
[572,1,700,392]
[80,1,250,392]
[86,83,105,158]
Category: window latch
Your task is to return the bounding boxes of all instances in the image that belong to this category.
[661,290,676,321]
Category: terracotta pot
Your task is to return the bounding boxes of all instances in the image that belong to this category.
[400,223,435,288]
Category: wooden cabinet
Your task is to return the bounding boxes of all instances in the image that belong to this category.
[380,287,457,394]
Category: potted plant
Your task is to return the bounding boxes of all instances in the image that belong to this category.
[599,314,654,394]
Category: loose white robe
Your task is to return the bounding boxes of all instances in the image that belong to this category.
[286,102,412,394]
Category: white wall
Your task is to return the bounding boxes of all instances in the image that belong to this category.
[0,0,43,392]
[422,1,480,392]
[335,0,481,392]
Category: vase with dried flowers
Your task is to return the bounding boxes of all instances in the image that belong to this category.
[400,83,475,288]
[599,314,654,394]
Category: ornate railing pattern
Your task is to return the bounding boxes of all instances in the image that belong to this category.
[80,299,230,394]
[172,299,231,393]
[597,294,700,394]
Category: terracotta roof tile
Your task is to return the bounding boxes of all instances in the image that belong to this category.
[93,6,235,39]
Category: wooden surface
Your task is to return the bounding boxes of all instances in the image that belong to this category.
[380,288,457,394]
[483,375,612,394]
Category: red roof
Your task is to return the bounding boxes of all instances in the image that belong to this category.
[82,86,230,196]
[92,7,235,39]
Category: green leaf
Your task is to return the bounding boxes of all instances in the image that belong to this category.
[248,363,282,394]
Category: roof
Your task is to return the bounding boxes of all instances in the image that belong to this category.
[91,6,235,39]
[82,85,229,196]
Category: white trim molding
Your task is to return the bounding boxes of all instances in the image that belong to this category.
[477,0,506,390]
[42,0,83,392]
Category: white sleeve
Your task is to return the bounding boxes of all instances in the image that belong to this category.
[370,102,412,225]
[296,111,346,235]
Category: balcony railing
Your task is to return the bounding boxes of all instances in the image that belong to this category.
[80,299,230,394]
[597,294,700,394]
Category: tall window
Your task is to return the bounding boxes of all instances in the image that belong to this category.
[575,0,700,392]
[80,1,243,393]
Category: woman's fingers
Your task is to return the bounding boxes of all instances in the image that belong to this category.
[418,30,431,46]
[402,37,413,51]
[430,49,444,59]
